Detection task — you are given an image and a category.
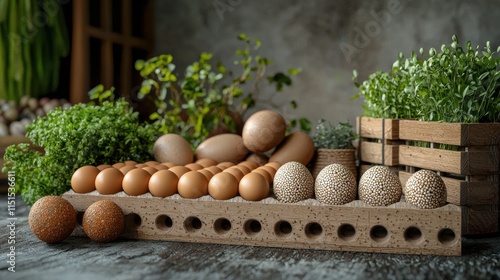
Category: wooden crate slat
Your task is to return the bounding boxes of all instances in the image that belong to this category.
[356,117,399,140]
[399,120,500,146]
[360,142,399,166]
[462,207,499,235]
[63,190,462,256]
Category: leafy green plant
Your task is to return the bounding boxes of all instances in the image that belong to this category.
[2,97,157,205]
[353,35,500,123]
[134,33,310,148]
[0,0,69,101]
[312,119,357,149]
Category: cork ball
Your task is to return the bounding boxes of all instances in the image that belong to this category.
[273,161,314,203]
[405,169,447,209]
[315,163,357,205]
[358,166,402,206]
[82,200,125,242]
[29,196,76,243]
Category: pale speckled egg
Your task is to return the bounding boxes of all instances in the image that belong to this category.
[239,172,270,201]
[71,165,100,193]
[242,110,287,153]
[273,161,314,203]
[148,170,179,197]
[122,169,151,196]
[178,171,209,199]
[315,163,357,205]
[208,172,239,200]
[95,168,124,194]
[195,133,248,164]
[153,134,193,165]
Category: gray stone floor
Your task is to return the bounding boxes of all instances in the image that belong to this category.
[1,196,499,280]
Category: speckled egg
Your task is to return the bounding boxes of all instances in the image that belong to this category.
[358,166,402,206]
[405,169,447,209]
[273,161,314,203]
[29,196,76,243]
[315,164,357,205]
[82,200,125,242]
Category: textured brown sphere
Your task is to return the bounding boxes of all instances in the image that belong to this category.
[29,196,76,243]
[358,166,402,206]
[82,200,125,242]
[405,169,447,209]
[273,161,314,203]
[242,110,287,153]
[315,164,357,205]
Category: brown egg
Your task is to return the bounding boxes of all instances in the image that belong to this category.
[95,168,124,194]
[258,165,277,178]
[178,171,209,199]
[185,163,204,171]
[161,162,176,168]
[208,172,239,200]
[142,166,158,175]
[242,110,287,153]
[223,167,244,181]
[195,158,218,168]
[112,162,126,169]
[71,165,100,193]
[239,172,270,201]
[122,169,151,196]
[205,166,223,175]
[149,170,179,197]
[124,160,137,165]
[198,169,215,181]
[216,161,235,170]
[29,196,76,243]
[144,161,160,166]
[245,153,269,166]
[252,168,273,184]
[236,165,251,175]
[82,200,125,242]
[195,133,248,164]
[265,162,282,170]
[153,134,193,165]
[238,160,260,170]
[168,166,191,178]
[135,163,148,168]
[154,164,169,171]
[119,165,136,175]
[97,164,112,171]
[269,132,315,165]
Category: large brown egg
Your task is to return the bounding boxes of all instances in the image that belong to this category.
[208,172,239,200]
[195,158,218,168]
[269,132,315,165]
[149,170,179,197]
[153,134,193,165]
[29,196,76,243]
[122,169,151,196]
[195,133,248,164]
[168,166,191,178]
[242,110,287,153]
[239,172,270,201]
[71,165,100,193]
[82,200,125,242]
[223,167,244,181]
[178,171,209,199]
[95,168,124,195]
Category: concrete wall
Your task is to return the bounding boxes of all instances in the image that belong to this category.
[154,0,500,130]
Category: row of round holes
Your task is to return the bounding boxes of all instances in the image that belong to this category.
[120,213,458,246]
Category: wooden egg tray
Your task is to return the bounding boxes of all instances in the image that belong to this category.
[63,190,462,256]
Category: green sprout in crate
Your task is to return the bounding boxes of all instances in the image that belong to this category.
[312,120,357,150]
[134,33,311,149]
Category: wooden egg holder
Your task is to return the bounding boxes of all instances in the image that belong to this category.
[63,190,462,256]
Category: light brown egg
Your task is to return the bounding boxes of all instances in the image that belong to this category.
[168,166,191,178]
[251,168,272,184]
[142,166,158,175]
[178,171,209,199]
[112,162,126,169]
[258,165,277,178]
[149,170,179,197]
[161,162,176,168]
[208,172,238,200]
[97,164,113,171]
[238,160,260,170]
[223,167,244,181]
[185,163,204,171]
[124,160,137,166]
[119,165,136,175]
[216,161,235,170]
[154,164,169,171]
[236,165,251,175]
[154,134,193,165]
[71,165,100,193]
[95,168,124,194]
[122,169,151,196]
[135,163,148,168]
[245,153,269,166]
[205,166,223,175]
[242,110,287,153]
[239,172,270,201]
[269,132,315,165]
[195,158,218,168]
[195,133,248,164]
[144,161,161,166]
[198,169,215,181]
[265,162,282,170]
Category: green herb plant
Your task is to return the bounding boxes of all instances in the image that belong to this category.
[2,96,157,205]
[134,33,310,149]
[353,35,500,123]
[312,119,357,150]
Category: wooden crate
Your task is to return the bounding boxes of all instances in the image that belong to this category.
[356,117,401,167]
[63,190,462,256]
[398,120,500,235]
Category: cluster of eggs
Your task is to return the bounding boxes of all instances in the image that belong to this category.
[71,159,282,202]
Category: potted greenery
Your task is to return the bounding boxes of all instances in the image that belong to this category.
[311,120,358,180]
